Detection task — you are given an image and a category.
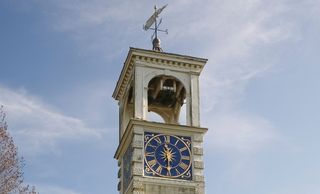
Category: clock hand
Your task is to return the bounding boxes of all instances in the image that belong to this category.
[165,144,171,170]
[167,153,171,169]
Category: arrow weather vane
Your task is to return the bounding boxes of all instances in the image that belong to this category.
[143,4,168,52]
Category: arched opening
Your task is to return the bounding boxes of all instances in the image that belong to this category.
[147,111,165,123]
[147,75,186,125]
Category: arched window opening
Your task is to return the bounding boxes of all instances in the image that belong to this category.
[147,76,186,124]
[179,103,187,125]
[147,111,165,123]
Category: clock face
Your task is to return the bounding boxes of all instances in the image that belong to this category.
[144,132,192,180]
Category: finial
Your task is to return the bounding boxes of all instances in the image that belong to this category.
[143,4,168,52]
[152,37,162,52]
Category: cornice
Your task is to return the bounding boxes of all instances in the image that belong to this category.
[112,48,208,101]
[114,119,208,159]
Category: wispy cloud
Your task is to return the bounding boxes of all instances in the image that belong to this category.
[192,0,297,153]
[32,0,300,154]
[0,86,105,155]
[204,112,277,153]
[15,0,317,155]
[58,80,117,127]
[29,0,152,59]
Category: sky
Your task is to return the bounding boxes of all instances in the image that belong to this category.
[0,0,320,194]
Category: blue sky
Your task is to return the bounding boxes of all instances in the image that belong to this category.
[0,0,320,193]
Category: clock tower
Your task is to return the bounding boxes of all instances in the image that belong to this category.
[113,46,208,194]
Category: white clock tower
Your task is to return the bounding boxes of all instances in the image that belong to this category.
[113,45,208,194]
[113,5,208,194]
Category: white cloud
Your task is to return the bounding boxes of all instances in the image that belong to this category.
[43,0,141,31]
[3,1,320,193]
[14,0,317,157]
[23,0,309,62]
[191,0,294,153]
[0,86,105,155]
[29,0,152,59]
[19,0,311,155]
[58,80,117,127]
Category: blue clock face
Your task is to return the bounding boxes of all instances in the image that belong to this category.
[144,132,192,180]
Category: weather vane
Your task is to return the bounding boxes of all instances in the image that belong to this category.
[143,4,168,52]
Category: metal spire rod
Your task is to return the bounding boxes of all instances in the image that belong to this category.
[143,4,168,51]
[154,6,158,39]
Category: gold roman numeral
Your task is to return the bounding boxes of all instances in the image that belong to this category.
[148,144,157,149]
[154,136,162,145]
[179,147,187,152]
[181,155,190,161]
[179,162,189,171]
[175,168,180,175]
[148,159,157,167]
[165,135,170,143]
[156,165,162,173]
[166,169,171,176]
[174,139,179,146]
[145,152,155,157]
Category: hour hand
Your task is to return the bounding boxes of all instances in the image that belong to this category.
[164,145,173,165]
